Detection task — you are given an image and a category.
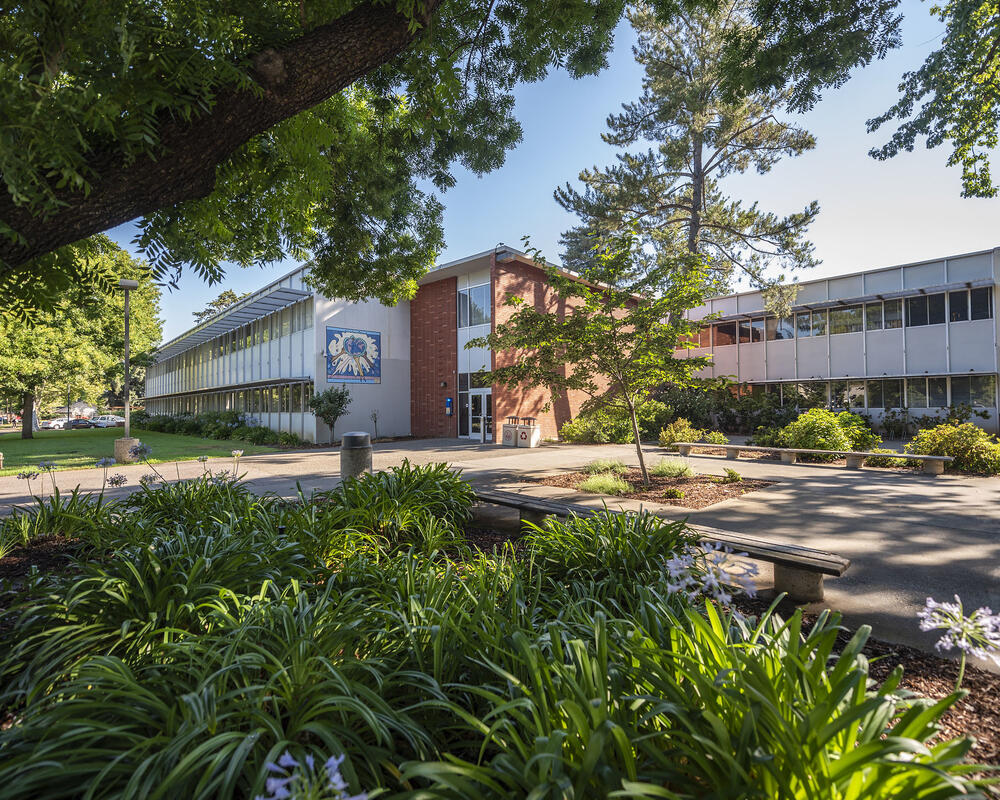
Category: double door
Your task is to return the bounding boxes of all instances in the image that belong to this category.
[468,389,493,442]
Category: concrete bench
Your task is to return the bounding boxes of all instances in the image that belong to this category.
[671,442,953,475]
[473,488,849,602]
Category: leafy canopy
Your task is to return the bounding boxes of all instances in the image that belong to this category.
[0,0,906,317]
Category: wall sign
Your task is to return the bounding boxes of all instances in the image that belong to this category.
[326,327,381,384]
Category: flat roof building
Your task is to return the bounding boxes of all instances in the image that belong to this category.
[683,246,1000,431]
[144,245,590,442]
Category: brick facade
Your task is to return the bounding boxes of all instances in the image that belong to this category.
[491,256,592,441]
[410,277,459,437]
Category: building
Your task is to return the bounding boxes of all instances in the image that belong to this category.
[144,246,590,442]
[683,246,999,431]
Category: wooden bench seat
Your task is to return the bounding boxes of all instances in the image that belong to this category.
[671,442,953,475]
[474,487,849,602]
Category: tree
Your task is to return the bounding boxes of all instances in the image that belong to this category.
[192,291,250,325]
[0,240,162,438]
[471,236,711,485]
[309,386,352,442]
[0,0,903,318]
[867,0,1000,198]
[556,2,819,303]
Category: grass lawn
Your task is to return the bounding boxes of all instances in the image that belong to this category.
[0,428,280,476]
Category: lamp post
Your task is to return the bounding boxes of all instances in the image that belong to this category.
[115,279,140,461]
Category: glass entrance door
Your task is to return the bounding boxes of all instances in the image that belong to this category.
[469,389,493,442]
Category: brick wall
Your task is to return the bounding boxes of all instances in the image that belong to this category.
[491,257,594,440]
[410,277,459,437]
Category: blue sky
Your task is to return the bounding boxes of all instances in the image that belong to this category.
[113,0,1000,341]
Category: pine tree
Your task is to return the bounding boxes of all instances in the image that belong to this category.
[556,1,820,299]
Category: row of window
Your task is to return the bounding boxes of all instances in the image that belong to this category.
[696,287,994,347]
[146,382,315,416]
[458,283,492,328]
[746,374,997,409]
[148,298,314,392]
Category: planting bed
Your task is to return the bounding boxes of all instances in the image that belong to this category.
[535,468,774,508]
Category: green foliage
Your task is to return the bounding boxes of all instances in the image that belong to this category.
[658,417,703,449]
[557,4,819,298]
[474,233,712,483]
[140,411,305,447]
[701,429,729,444]
[836,410,883,451]
[309,386,351,438]
[748,425,785,447]
[663,487,685,499]
[559,400,673,444]
[868,0,1000,197]
[0,473,986,799]
[779,408,853,459]
[906,422,1000,474]
[583,458,627,475]
[722,467,743,483]
[650,458,694,478]
[578,473,632,496]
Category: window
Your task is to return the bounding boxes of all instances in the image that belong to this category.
[796,312,812,338]
[951,376,971,406]
[767,316,794,340]
[971,287,994,320]
[848,381,866,408]
[830,380,848,408]
[829,305,863,334]
[949,291,969,322]
[715,321,737,346]
[458,393,469,436]
[928,377,948,407]
[972,375,997,407]
[738,320,752,344]
[865,303,883,330]
[458,284,491,328]
[811,310,827,336]
[907,378,928,408]
[867,380,883,409]
[906,296,928,327]
[884,299,902,329]
[470,371,491,389]
[884,379,903,409]
[798,381,828,408]
[750,318,765,343]
[928,293,946,325]
[698,325,712,347]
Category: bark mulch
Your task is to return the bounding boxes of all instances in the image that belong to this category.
[737,596,1000,768]
[533,468,774,509]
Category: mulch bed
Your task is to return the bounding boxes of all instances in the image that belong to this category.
[737,596,1000,767]
[533,468,774,508]
[674,447,921,473]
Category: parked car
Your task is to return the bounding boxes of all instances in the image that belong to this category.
[51,418,94,430]
[92,415,125,428]
[39,419,57,429]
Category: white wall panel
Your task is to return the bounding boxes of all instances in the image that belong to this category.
[950,320,996,372]
[738,344,765,382]
[947,253,992,282]
[865,329,905,376]
[736,292,764,314]
[903,261,946,289]
[712,346,738,379]
[905,326,948,374]
[796,338,829,379]
[829,333,864,377]
[828,275,863,300]
[795,282,828,304]
[765,339,796,379]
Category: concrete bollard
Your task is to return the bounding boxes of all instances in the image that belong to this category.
[340,431,373,480]
[114,437,140,464]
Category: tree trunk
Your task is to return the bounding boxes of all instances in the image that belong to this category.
[627,400,649,486]
[20,390,33,439]
[688,134,704,254]
[0,0,443,272]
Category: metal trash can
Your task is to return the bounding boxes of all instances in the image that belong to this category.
[501,416,519,447]
[516,417,541,448]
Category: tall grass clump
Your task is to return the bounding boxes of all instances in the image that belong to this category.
[583,458,628,475]
[649,458,694,477]
[578,473,632,495]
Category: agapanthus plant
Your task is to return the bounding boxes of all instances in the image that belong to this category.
[918,595,1000,689]
[255,751,366,800]
[128,443,167,482]
[664,541,759,606]
[36,460,56,495]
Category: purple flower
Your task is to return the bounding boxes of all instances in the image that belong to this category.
[918,595,1000,667]
[254,750,366,800]
[107,473,127,487]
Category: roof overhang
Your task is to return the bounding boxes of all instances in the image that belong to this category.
[154,284,311,363]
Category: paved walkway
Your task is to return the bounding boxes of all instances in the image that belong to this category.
[2,438,998,665]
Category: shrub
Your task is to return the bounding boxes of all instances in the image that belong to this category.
[578,473,632,495]
[747,425,785,447]
[701,430,729,445]
[721,467,742,483]
[583,458,628,475]
[663,487,685,499]
[309,386,352,439]
[835,410,882,450]
[906,422,1000,474]
[650,458,693,478]
[657,417,703,450]
[559,400,672,444]
[778,408,851,460]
